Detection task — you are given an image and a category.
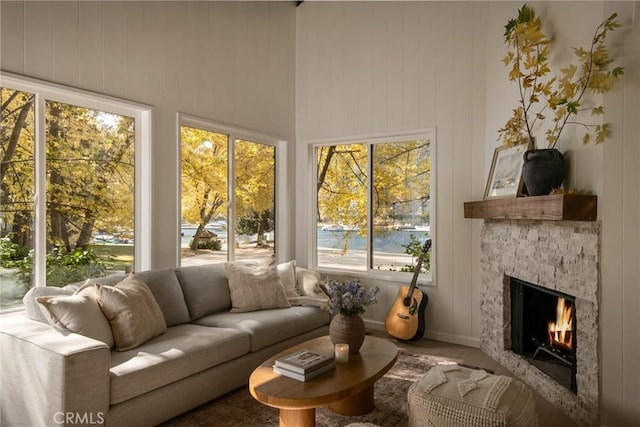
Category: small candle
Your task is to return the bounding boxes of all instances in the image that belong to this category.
[335,343,349,363]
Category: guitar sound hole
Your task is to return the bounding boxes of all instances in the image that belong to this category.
[403,297,413,307]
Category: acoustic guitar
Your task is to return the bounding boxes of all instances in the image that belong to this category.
[384,238,431,341]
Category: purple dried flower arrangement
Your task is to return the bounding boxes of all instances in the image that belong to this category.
[325,279,379,317]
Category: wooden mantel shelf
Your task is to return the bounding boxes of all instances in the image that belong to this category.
[464,194,597,221]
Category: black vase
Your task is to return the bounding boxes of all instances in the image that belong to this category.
[522,149,565,196]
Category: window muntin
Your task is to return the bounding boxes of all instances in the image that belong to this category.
[0,73,150,311]
[179,118,279,265]
[315,133,433,277]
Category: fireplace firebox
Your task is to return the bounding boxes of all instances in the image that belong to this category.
[510,277,577,393]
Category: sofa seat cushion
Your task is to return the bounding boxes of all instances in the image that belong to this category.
[109,324,250,404]
[194,306,329,352]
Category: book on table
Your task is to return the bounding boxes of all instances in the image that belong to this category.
[273,360,336,382]
[274,349,334,374]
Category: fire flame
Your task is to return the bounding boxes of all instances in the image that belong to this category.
[548,297,573,350]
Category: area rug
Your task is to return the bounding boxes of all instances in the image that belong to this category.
[161,351,457,427]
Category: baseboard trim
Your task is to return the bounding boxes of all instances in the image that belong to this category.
[364,319,480,348]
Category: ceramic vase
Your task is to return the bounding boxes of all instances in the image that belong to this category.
[329,314,365,354]
[522,148,565,196]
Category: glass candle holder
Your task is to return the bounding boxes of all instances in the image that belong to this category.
[334,343,350,363]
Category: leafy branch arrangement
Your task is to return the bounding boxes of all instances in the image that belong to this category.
[498,4,624,149]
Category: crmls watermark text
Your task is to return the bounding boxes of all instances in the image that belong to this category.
[53,412,105,425]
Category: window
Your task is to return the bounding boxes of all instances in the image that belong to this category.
[179,116,279,265]
[314,131,434,279]
[0,72,151,311]
[234,139,276,261]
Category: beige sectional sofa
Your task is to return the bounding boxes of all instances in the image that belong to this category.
[0,262,330,427]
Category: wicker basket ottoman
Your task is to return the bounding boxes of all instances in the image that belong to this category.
[407,364,537,427]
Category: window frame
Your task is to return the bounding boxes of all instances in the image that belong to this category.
[177,114,287,264]
[309,128,436,286]
[0,71,153,287]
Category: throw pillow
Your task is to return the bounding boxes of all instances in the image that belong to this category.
[288,267,331,310]
[296,267,325,297]
[96,273,167,351]
[225,262,291,313]
[36,281,115,347]
[277,260,300,298]
[24,285,76,324]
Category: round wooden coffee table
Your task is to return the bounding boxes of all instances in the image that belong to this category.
[249,335,397,427]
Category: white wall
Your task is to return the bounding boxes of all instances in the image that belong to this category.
[600,2,640,425]
[296,1,640,425]
[295,1,488,347]
[484,2,640,425]
[0,0,297,268]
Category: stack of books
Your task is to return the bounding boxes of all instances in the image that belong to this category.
[273,349,335,382]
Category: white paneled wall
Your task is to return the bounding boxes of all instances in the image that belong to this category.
[295,1,486,347]
[296,1,640,425]
[601,2,640,425]
[0,1,297,267]
[484,3,640,425]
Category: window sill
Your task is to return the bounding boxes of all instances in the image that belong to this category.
[315,267,435,287]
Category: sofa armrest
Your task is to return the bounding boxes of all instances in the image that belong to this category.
[0,313,110,427]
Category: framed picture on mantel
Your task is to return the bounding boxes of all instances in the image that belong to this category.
[484,142,531,199]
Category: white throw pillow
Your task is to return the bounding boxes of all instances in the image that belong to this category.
[37,281,115,347]
[277,260,300,298]
[225,262,291,312]
[288,267,330,310]
[296,267,326,298]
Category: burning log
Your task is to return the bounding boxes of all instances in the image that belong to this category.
[532,338,573,367]
[548,297,573,351]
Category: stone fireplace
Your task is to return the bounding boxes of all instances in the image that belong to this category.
[480,219,600,426]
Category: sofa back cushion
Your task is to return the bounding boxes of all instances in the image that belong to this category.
[134,268,191,327]
[175,263,231,321]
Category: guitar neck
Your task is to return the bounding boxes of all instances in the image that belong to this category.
[407,239,431,295]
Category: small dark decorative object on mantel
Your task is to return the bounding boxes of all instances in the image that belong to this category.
[522,149,565,196]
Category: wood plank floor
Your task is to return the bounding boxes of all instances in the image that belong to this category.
[369,330,577,427]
